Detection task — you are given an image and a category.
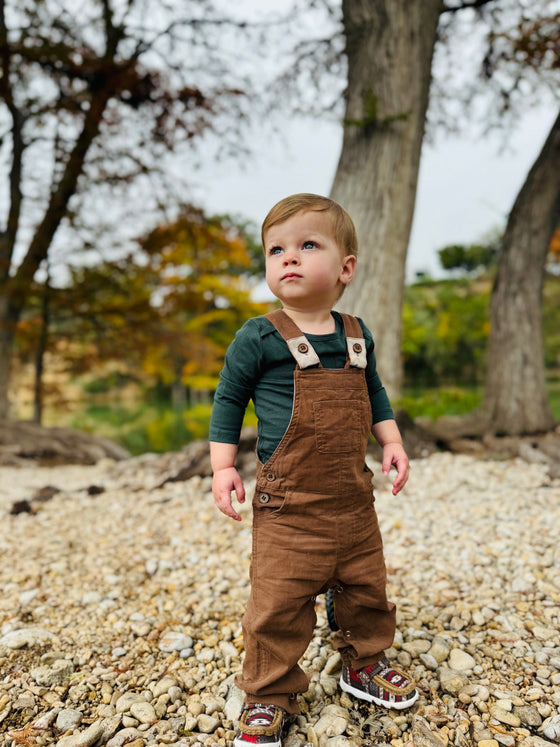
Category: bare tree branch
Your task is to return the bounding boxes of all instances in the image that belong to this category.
[441,0,498,14]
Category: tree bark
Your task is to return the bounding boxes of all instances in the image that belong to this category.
[331,0,442,399]
[482,109,560,435]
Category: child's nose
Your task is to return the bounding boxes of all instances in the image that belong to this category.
[283,248,299,264]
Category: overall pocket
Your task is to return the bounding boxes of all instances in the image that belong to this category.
[313,399,363,454]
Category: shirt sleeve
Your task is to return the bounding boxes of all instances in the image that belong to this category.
[357,317,395,424]
[208,320,263,445]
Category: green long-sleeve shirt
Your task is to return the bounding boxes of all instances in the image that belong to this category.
[209,311,394,463]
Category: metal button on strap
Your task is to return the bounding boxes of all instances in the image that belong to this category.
[353,342,362,353]
[259,493,270,504]
[344,629,351,639]
[297,343,308,354]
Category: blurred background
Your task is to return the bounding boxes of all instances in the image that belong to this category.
[1,0,559,455]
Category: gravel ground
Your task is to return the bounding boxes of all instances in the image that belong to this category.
[1,451,560,747]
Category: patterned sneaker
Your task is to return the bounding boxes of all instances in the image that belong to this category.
[234,702,285,747]
[340,657,418,710]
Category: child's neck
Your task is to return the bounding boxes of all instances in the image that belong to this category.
[281,307,335,335]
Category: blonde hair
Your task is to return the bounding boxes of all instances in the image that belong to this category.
[261,193,358,258]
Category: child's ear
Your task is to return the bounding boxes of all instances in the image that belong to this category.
[340,254,356,285]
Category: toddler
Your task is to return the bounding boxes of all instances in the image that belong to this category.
[210,194,418,747]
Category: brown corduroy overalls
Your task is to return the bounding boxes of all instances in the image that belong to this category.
[236,309,396,714]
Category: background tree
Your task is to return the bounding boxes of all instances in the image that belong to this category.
[443,4,560,434]
[438,240,499,275]
[0,0,251,418]
[17,210,268,419]
[331,0,442,398]
[481,111,559,434]
[332,0,559,428]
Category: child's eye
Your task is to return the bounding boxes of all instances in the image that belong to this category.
[302,241,316,250]
[268,246,283,256]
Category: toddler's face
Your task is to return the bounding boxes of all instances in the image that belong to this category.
[263,210,355,311]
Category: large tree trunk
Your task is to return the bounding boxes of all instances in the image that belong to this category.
[331,0,441,398]
[482,110,560,435]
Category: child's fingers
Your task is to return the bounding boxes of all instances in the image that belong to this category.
[215,491,242,522]
[391,460,409,495]
[232,473,246,504]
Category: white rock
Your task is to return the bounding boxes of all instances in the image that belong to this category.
[219,640,239,659]
[201,692,225,715]
[428,637,450,664]
[448,648,476,671]
[420,653,439,670]
[32,659,74,687]
[56,721,104,747]
[158,631,194,652]
[324,652,342,675]
[55,709,83,731]
[224,693,244,722]
[115,692,147,713]
[152,675,179,698]
[106,727,143,747]
[197,714,220,733]
[129,701,157,724]
[0,627,56,649]
[314,704,349,738]
[33,708,60,729]
[542,714,560,741]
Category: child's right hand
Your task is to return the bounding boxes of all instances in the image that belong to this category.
[212,467,246,522]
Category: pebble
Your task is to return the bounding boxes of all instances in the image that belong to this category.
[448,648,476,671]
[55,708,83,731]
[129,701,157,723]
[158,631,194,653]
[428,636,451,664]
[0,452,559,747]
[490,706,521,727]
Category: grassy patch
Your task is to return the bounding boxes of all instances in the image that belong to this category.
[396,386,483,420]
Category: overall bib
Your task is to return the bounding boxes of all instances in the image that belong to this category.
[236,310,396,713]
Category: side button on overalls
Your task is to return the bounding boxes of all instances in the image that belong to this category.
[236,310,396,713]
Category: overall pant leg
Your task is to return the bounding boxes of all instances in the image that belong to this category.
[331,494,396,669]
[235,490,334,714]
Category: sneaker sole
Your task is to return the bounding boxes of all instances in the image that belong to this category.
[339,675,419,710]
[234,738,281,747]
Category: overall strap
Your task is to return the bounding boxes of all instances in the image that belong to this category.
[340,313,367,369]
[265,309,320,369]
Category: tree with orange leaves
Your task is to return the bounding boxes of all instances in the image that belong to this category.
[17,209,269,416]
[0,0,252,419]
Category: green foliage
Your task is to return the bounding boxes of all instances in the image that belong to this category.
[397,387,483,420]
[83,372,141,394]
[402,278,491,386]
[548,379,560,421]
[403,272,559,396]
[543,275,560,369]
[67,398,258,455]
[438,242,498,274]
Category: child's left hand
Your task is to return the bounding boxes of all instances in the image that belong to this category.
[381,442,409,495]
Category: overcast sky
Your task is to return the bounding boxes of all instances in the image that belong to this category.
[192,103,557,283]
